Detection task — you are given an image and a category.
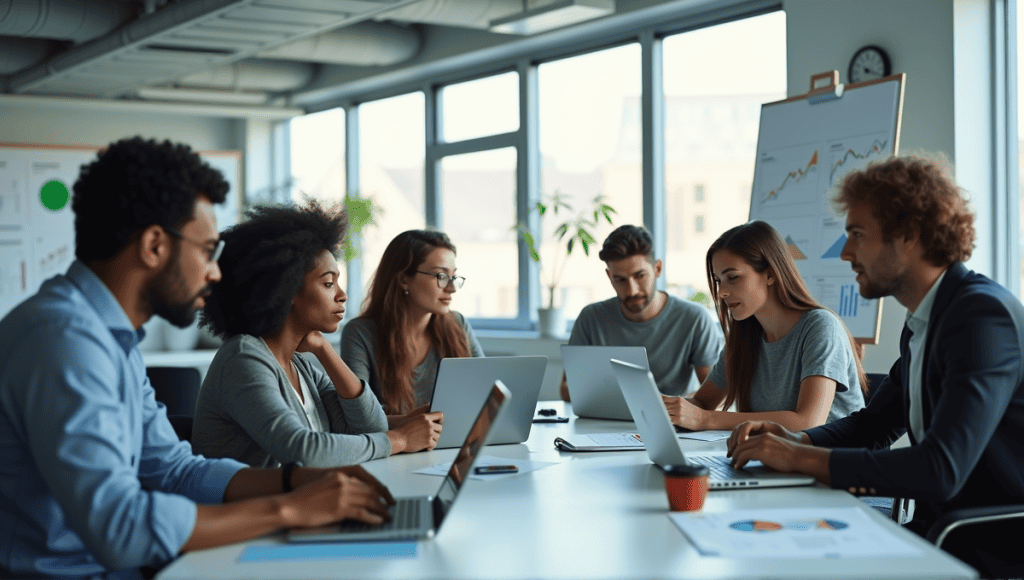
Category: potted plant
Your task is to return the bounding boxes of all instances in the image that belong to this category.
[514,190,616,337]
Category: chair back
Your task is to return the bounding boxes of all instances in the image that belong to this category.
[146,366,202,417]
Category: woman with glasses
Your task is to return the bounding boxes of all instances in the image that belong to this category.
[192,203,442,469]
[341,229,483,428]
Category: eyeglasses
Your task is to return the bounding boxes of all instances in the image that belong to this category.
[164,226,225,263]
[415,270,466,289]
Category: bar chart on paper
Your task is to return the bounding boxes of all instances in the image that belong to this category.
[749,74,904,342]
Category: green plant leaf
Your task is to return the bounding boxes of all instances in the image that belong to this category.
[566,237,575,255]
[554,223,570,240]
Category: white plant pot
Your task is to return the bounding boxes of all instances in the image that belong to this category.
[537,307,566,338]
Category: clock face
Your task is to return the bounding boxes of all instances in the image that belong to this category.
[849,46,891,83]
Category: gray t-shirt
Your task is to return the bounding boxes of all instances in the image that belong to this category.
[192,334,391,468]
[569,294,723,396]
[707,309,865,422]
[340,311,485,409]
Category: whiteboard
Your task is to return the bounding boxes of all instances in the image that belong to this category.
[0,143,241,319]
[748,75,904,343]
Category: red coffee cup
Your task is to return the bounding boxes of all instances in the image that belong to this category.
[662,464,710,511]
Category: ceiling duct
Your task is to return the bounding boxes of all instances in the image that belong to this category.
[375,0,526,29]
[0,0,133,43]
[258,22,420,66]
[176,59,316,92]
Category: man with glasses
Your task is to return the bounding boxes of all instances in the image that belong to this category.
[561,225,722,401]
[0,137,393,579]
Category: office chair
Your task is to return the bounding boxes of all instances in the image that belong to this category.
[924,506,1024,579]
[145,366,202,417]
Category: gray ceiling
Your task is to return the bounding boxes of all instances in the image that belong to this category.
[0,0,644,109]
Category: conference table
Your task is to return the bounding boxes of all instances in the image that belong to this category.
[158,402,977,580]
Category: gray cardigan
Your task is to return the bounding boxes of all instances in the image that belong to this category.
[192,334,391,468]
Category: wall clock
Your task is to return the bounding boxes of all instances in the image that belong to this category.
[848,45,892,83]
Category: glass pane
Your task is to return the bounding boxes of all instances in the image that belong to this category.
[289,107,345,202]
[360,93,426,295]
[663,11,787,303]
[442,72,519,142]
[538,43,642,318]
[441,148,518,318]
[288,107,347,290]
[1019,6,1024,299]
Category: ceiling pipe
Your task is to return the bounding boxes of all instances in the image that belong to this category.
[176,60,316,91]
[0,0,134,43]
[258,22,421,66]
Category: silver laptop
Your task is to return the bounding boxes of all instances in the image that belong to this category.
[288,381,511,542]
[561,345,649,420]
[429,356,547,449]
[610,359,816,490]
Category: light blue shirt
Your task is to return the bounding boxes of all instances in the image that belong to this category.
[0,261,246,579]
[906,268,948,443]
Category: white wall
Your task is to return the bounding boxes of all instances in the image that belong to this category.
[0,101,241,151]
[783,0,995,374]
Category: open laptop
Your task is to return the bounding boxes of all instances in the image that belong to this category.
[610,359,816,490]
[561,345,649,420]
[429,356,547,449]
[288,381,511,542]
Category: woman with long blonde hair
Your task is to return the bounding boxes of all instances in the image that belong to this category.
[663,220,867,432]
[341,230,483,426]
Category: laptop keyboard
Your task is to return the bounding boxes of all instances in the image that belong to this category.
[688,455,747,480]
[334,498,423,533]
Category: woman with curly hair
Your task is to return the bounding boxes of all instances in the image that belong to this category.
[192,202,441,468]
[662,220,867,432]
[341,230,484,424]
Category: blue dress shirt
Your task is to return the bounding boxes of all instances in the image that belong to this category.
[0,261,246,579]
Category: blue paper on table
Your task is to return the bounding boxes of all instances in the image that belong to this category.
[239,541,417,562]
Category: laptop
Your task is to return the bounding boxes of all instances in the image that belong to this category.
[561,345,649,420]
[609,359,816,490]
[287,381,511,542]
[429,356,547,449]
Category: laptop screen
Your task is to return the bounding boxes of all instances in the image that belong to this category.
[434,382,508,518]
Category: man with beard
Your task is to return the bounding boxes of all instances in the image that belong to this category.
[0,137,393,579]
[727,156,1024,577]
[559,225,721,401]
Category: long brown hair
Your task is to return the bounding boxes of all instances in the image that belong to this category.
[360,230,472,414]
[705,221,868,412]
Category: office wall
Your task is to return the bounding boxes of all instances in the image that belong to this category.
[0,101,241,151]
[783,0,991,374]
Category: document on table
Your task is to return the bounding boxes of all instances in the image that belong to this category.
[669,507,922,558]
[413,455,555,480]
[676,430,731,442]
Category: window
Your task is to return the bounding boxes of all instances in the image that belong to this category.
[359,93,426,293]
[662,11,786,301]
[441,72,519,142]
[440,148,518,317]
[538,44,642,318]
[289,107,345,202]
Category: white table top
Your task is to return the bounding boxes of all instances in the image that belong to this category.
[158,402,977,580]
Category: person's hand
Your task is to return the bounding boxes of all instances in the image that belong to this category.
[332,465,395,507]
[282,471,392,529]
[388,410,443,453]
[726,420,799,457]
[727,421,805,472]
[661,395,705,430]
[296,331,331,356]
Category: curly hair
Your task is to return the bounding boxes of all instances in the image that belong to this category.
[200,200,348,338]
[834,155,975,266]
[598,224,655,263]
[706,221,868,411]
[72,136,228,261]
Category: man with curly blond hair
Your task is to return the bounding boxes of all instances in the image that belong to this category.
[726,155,1024,577]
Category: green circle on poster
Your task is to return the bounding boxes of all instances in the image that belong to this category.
[40,180,70,211]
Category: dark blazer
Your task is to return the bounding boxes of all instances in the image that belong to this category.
[805,262,1024,524]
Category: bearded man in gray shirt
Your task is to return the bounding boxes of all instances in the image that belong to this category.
[560,225,722,400]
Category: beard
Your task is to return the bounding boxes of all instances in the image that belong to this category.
[147,248,209,328]
[621,293,652,314]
